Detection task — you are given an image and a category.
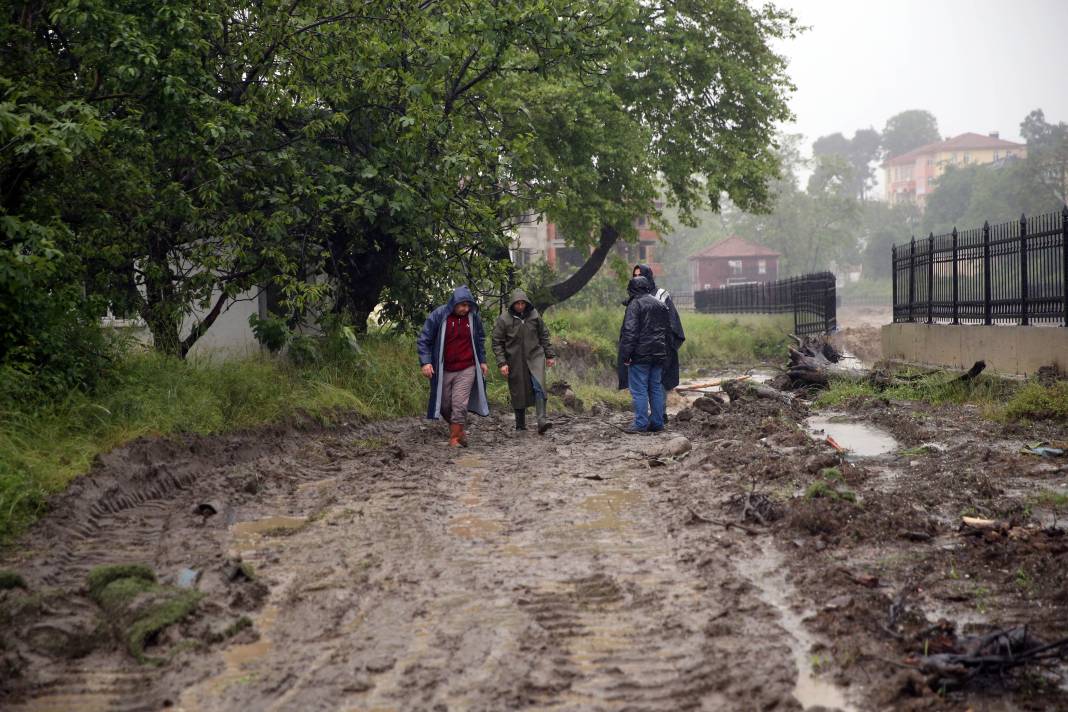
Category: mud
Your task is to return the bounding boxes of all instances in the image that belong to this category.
[2,383,1067,710]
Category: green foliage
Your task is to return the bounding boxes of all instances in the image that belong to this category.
[88,566,201,663]
[805,468,856,503]
[0,570,27,590]
[882,110,941,159]
[87,564,156,601]
[1003,381,1068,422]
[811,128,882,200]
[248,315,288,354]
[813,368,1068,425]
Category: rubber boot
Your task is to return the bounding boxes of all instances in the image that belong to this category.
[448,422,463,447]
[458,423,468,448]
[514,409,527,431]
[536,396,551,434]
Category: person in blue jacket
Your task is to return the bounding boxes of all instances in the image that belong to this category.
[416,286,490,447]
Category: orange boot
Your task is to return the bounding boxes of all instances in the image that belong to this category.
[448,423,463,447]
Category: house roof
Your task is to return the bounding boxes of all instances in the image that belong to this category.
[688,235,780,260]
[884,132,1025,166]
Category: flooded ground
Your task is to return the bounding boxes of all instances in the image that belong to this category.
[2,377,1067,710]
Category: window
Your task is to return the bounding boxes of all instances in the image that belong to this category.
[638,244,648,260]
[758,259,767,275]
[963,152,971,163]
[728,259,743,275]
[637,215,646,227]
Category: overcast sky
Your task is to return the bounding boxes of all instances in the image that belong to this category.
[771,0,1068,194]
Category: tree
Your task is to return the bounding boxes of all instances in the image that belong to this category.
[1021,108,1068,203]
[727,135,861,274]
[859,201,919,281]
[882,109,940,159]
[529,0,798,310]
[812,128,881,200]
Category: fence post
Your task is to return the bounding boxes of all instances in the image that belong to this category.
[891,244,898,321]
[927,232,935,324]
[908,236,916,322]
[983,221,992,325]
[1020,213,1029,326]
[1062,205,1068,327]
[951,227,959,324]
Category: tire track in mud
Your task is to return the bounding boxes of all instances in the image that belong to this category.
[3,415,843,711]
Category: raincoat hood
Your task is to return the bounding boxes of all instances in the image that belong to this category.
[627,276,652,299]
[507,288,531,309]
[633,264,656,291]
[446,285,478,312]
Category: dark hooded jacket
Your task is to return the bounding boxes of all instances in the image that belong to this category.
[632,264,686,391]
[491,288,556,409]
[617,277,670,374]
[416,286,490,420]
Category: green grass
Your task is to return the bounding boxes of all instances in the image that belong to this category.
[815,367,1068,427]
[815,368,1017,410]
[545,307,792,369]
[0,335,427,544]
[1003,381,1068,422]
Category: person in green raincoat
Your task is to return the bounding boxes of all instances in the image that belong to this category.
[492,289,557,433]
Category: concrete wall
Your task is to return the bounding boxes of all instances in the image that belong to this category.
[184,289,265,360]
[881,323,1068,376]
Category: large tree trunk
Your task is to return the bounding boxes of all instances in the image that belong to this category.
[141,238,183,357]
[536,224,619,312]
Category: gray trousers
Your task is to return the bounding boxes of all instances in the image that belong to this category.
[441,366,476,424]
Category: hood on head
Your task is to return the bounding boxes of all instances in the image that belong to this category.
[447,285,477,312]
[508,288,531,309]
[627,276,652,298]
[634,264,656,290]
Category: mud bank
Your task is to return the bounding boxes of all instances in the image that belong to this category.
[2,386,1066,710]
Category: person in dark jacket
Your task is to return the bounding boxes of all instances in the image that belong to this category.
[618,276,670,433]
[416,286,490,447]
[624,264,685,421]
[492,289,556,434]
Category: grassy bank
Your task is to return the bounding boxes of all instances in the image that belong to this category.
[0,334,427,543]
[0,309,794,543]
[815,367,1068,423]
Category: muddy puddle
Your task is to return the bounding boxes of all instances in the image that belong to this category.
[805,413,898,458]
[740,543,855,712]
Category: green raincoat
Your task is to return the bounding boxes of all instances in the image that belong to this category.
[492,289,556,409]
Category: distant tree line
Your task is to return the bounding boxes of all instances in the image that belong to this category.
[657,108,1067,292]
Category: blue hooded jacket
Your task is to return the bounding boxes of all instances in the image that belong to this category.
[416,286,490,420]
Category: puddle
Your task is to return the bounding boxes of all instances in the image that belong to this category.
[806,414,898,458]
[230,516,308,551]
[740,543,855,712]
[449,515,503,539]
[178,603,281,710]
[454,455,486,468]
[576,490,642,531]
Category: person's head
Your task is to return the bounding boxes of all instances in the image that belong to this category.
[512,299,529,314]
[627,275,652,298]
[633,266,642,278]
[453,301,472,317]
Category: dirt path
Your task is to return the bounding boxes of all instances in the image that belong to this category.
[3,391,1067,711]
[2,413,832,711]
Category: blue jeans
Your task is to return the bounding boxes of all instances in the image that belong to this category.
[628,363,665,431]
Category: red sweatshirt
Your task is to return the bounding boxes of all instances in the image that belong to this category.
[443,314,475,371]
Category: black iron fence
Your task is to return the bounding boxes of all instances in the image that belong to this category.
[694,272,837,336]
[892,207,1068,326]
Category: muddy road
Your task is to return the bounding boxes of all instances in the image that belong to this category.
[3,386,1068,711]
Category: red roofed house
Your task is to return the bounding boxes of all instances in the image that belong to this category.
[688,236,781,291]
[884,132,1026,208]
